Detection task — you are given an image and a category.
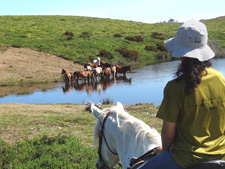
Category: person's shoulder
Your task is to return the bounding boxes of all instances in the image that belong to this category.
[165,77,185,92]
[167,77,184,86]
[207,67,224,78]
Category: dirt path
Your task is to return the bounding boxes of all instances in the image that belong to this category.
[0,46,83,85]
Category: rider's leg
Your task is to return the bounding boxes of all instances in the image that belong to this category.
[137,150,184,169]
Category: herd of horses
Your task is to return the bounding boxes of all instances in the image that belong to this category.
[61,58,132,83]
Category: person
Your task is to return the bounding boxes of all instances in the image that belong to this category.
[138,20,225,169]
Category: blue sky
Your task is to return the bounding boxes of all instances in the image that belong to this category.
[0,0,224,23]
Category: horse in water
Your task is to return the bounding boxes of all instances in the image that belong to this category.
[91,102,161,169]
[61,68,72,83]
[115,65,131,76]
[74,70,95,82]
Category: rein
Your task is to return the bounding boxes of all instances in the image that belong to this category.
[98,112,118,169]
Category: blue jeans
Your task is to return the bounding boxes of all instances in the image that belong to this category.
[138,150,184,169]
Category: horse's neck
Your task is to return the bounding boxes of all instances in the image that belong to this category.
[107,113,161,168]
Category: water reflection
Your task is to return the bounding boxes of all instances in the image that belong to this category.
[62,76,132,96]
[1,58,225,105]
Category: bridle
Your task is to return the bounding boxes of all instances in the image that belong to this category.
[98,112,119,169]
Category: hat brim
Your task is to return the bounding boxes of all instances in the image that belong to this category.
[164,37,215,61]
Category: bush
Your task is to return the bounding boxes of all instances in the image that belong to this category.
[145,45,158,52]
[89,55,95,61]
[151,32,162,37]
[0,135,98,168]
[79,32,91,39]
[157,43,167,52]
[113,33,122,38]
[0,139,14,168]
[64,31,73,36]
[63,31,73,40]
[12,44,21,48]
[99,49,114,59]
[155,52,169,60]
[151,32,164,40]
[115,48,140,61]
[125,35,144,42]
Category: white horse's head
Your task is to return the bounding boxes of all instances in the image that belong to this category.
[91,102,161,169]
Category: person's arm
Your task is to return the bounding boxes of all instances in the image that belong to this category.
[161,120,176,151]
[154,120,176,155]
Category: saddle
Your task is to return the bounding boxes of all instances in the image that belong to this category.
[128,149,156,169]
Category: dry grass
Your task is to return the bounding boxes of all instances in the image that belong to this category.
[0,46,83,86]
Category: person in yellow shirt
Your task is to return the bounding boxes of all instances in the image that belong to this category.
[138,20,225,169]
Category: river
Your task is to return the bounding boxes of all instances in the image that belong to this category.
[0,58,225,106]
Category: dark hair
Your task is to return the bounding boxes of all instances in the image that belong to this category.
[175,57,211,95]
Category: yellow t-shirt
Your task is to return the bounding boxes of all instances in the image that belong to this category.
[157,67,225,168]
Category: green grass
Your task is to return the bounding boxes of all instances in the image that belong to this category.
[0,103,162,168]
[1,15,224,67]
[0,135,98,169]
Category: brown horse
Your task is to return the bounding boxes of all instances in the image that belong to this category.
[61,68,72,83]
[115,65,131,76]
[84,62,98,70]
[102,67,112,78]
[100,60,111,69]
[74,70,95,82]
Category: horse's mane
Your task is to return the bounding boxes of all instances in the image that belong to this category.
[93,105,161,149]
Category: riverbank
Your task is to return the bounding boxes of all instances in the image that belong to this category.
[0,46,83,86]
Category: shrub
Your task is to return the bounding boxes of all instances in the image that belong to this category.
[89,55,95,61]
[12,44,21,48]
[115,48,140,61]
[157,43,167,52]
[113,33,122,38]
[125,35,144,42]
[0,139,14,168]
[37,45,44,52]
[151,32,163,37]
[99,49,114,59]
[0,135,98,168]
[155,52,169,60]
[64,31,73,36]
[79,32,91,39]
[151,32,164,40]
[145,45,158,52]
[63,31,73,40]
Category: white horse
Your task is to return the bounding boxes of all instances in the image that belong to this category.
[93,57,101,66]
[93,67,103,76]
[91,102,161,169]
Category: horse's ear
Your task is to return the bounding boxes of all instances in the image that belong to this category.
[116,102,124,112]
[91,103,103,119]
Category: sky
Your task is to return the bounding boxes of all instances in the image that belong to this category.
[0,0,224,23]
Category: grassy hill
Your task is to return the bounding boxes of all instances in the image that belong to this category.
[0,15,224,67]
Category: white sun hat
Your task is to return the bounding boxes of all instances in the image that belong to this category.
[164,20,215,61]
